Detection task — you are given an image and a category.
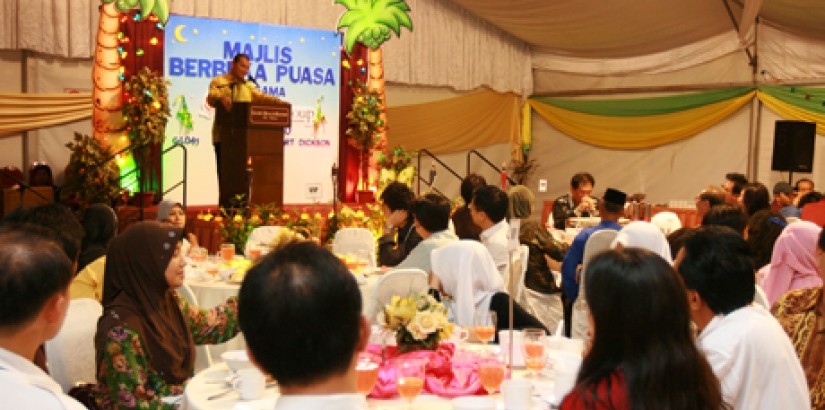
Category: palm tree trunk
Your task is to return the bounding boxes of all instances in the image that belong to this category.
[367,47,386,146]
[92,2,124,147]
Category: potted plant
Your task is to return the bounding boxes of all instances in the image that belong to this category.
[345,80,383,203]
[121,67,170,205]
[61,132,123,209]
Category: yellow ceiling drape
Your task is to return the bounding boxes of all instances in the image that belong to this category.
[524,90,756,149]
[0,93,92,137]
[386,90,521,154]
[756,90,825,135]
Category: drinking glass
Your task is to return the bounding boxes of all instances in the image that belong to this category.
[522,328,547,377]
[220,243,235,264]
[248,245,263,262]
[355,353,380,396]
[477,355,505,395]
[190,246,207,264]
[396,358,426,406]
[474,311,497,345]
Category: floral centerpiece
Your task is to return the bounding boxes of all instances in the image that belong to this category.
[380,294,453,353]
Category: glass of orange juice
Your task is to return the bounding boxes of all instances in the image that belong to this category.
[522,328,547,377]
[396,357,426,407]
[474,311,497,345]
[477,355,505,395]
[355,352,380,396]
[220,243,235,264]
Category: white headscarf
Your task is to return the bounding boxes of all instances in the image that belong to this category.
[431,240,504,327]
[611,221,673,263]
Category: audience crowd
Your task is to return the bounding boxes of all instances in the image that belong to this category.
[1,171,824,409]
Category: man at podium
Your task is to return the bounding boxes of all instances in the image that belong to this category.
[207,53,284,207]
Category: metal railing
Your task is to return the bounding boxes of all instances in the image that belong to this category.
[416,148,463,196]
[466,149,516,187]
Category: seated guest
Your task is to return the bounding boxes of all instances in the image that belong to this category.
[611,221,673,262]
[452,173,486,240]
[507,185,567,294]
[740,182,771,217]
[761,221,823,306]
[561,248,723,409]
[694,185,726,221]
[799,191,824,211]
[94,221,239,409]
[552,172,599,230]
[649,211,682,236]
[71,204,118,301]
[701,204,747,236]
[395,193,458,273]
[0,225,86,409]
[772,227,825,410]
[239,241,369,409]
[772,181,800,218]
[793,178,815,207]
[156,200,198,255]
[723,172,748,205]
[470,185,511,275]
[377,182,422,267]
[560,188,626,336]
[746,210,786,281]
[431,240,547,338]
[674,226,810,410]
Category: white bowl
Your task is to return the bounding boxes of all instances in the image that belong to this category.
[452,396,496,410]
[221,350,255,372]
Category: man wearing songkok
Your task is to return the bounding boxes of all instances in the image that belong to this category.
[551,172,600,230]
[0,225,86,409]
[238,241,369,410]
[675,226,810,410]
[559,188,626,336]
[470,185,511,275]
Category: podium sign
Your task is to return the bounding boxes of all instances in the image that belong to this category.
[249,105,290,127]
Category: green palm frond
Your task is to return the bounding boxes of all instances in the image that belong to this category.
[335,0,413,53]
[107,0,169,25]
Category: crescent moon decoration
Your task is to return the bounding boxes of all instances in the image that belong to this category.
[174,25,188,43]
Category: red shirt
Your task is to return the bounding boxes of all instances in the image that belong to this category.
[560,371,629,410]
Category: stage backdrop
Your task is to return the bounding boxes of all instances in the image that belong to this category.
[162,15,340,205]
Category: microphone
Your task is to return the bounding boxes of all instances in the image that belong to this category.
[331,163,338,177]
[246,75,259,87]
[429,164,437,186]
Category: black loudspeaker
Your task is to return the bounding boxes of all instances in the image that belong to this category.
[771,120,816,172]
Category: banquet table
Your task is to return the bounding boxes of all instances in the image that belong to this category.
[184,273,382,371]
[182,342,562,410]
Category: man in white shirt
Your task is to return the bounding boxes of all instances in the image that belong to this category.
[674,226,810,410]
[0,225,86,409]
[470,185,510,275]
[238,241,369,410]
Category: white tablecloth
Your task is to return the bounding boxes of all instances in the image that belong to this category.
[184,274,382,371]
[182,344,558,410]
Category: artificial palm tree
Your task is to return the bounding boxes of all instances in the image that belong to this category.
[92,0,169,145]
[336,0,413,151]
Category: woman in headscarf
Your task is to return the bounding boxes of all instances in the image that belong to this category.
[507,185,568,294]
[610,221,673,263]
[70,204,118,301]
[431,240,547,340]
[761,220,823,306]
[157,200,199,255]
[772,227,825,410]
[94,221,239,409]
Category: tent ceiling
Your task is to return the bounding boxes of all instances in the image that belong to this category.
[448,0,825,58]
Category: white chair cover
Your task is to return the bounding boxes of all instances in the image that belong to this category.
[244,226,287,257]
[571,230,618,340]
[431,241,504,328]
[650,211,683,236]
[368,268,429,323]
[504,245,529,301]
[332,227,377,268]
[44,298,103,392]
[753,284,771,310]
[176,284,214,372]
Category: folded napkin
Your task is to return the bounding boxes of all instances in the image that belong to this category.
[364,343,488,398]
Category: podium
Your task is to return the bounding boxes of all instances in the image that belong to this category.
[215,100,291,207]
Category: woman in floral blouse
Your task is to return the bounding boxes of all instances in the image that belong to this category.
[94,221,239,409]
[772,227,825,410]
